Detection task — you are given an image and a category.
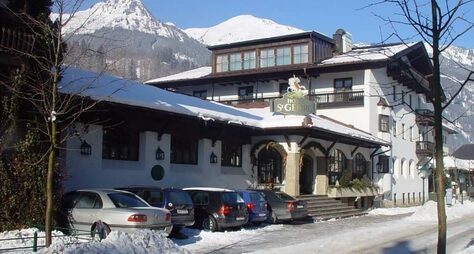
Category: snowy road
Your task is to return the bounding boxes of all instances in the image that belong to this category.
[177,210,474,254]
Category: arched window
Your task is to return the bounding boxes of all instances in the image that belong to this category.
[329,149,346,185]
[353,153,367,179]
[400,159,406,176]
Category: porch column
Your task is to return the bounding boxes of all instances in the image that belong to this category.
[285,152,300,196]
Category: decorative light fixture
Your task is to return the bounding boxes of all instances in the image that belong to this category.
[80,140,92,155]
[156,146,165,161]
[210,152,218,164]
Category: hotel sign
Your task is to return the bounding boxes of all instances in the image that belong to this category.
[271,95,316,115]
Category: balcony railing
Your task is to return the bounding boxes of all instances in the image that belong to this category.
[0,26,35,54]
[415,109,435,125]
[416,141,435,156]
[309,90,364,109]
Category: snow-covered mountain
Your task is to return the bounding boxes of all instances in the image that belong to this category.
[55,0,184,40]
[184,15,305,46]
[53,0,210,82]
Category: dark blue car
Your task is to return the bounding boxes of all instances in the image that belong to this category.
[237,190,268,225]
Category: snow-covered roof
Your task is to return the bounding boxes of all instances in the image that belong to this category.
[321,43,412,65]
[59,68,387,146]
[444,155,472,170]
[145,66,211,84]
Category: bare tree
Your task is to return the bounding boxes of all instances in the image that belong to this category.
[0,0,121,246]
[369,1,474,253]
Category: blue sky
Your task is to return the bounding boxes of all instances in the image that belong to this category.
[80,0,474,48]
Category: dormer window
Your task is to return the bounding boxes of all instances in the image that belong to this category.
[293,44,309,64]
[276,47,291,66]
[260,48,275,68]
[216,54,229,73]
[243,51,256,69]
[229,53,242,71]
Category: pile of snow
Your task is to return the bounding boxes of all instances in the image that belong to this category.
[0,228,188,254]
[45,230,188,254]
[175,225,284,252]
[406,200,474,222]
[368,206,418,216]
[184,15,305,46]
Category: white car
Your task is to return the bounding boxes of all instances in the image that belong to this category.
[61,189,173,239]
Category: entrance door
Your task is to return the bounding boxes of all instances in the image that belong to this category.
[258,147,283,185]
[299,156,314,194]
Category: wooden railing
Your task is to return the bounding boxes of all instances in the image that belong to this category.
[0,26,35,54]
[416,141,435,156]
[309,90,364,108]
[415,109,435,125]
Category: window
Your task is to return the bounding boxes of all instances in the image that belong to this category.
[353,153,367,179]
[221,141,242,167]
[260,48,275,68]
[379,114,389,132]
[193,90,207,99]
[102,127,139,161]
[108,192,148,208]
[216,54,229,72]
[378,155,389,173]
[293,44,309,64]
[410,126,414,141]
[334,78,352,91]
[329,149,346,185]
[276,47,291,66]
[171,137,198,164]
[392,86,397,102]
[243,51,256,69]
[75,192,102,209]
[401,123,406,139]
[408,94,412,108]
[229,53,242,71]
[279,83,289,95]
[400,159,405,176]
[393,121,397,137]
[238,86,253,100]
[189,191,209,205]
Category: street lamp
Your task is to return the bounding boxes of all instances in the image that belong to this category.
[459,174,466,205]
[419,166,429,205]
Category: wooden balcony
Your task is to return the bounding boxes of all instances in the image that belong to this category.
[415,109,435,125]
[309,90,364,109]
[416,141,435,156]
[0,26,35,55]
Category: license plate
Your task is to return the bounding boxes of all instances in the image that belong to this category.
[177,209,188,214]
[236,217,245,221]
[297,205,303,209]
[259,213,266,217]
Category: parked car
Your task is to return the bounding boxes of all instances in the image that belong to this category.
[60,189,173,239]
[236,190,268,225]
[118,187,194,231]
[184,187,249,232]
[253,189,308,224]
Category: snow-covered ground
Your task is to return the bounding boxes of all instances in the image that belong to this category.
[1,200,473,253]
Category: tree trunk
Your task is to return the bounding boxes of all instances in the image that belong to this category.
[431,1,447,254]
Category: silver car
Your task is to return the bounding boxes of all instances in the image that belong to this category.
[61,189,173,238]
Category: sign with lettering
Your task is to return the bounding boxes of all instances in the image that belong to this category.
[271,96,316,115]
[270,75,316,115]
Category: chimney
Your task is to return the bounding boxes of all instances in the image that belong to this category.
[333,28,353,54]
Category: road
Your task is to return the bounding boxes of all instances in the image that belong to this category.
[182,213,474,254]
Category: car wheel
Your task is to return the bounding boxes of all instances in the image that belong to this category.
[202,215,219,232]
[266,211,278,224]
[91,221,110,241]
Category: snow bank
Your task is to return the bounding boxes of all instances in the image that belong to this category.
[368,206,419,216]
[406,200,474,222]
[175,225,283,252]
[0,228,188,254]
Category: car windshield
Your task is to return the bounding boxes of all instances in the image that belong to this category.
[108,193,149,208]
[276,192,295,201]
[146,190,164,206]
[168,190,192,204]
[221,192,244,204]
[250,192,266,202]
